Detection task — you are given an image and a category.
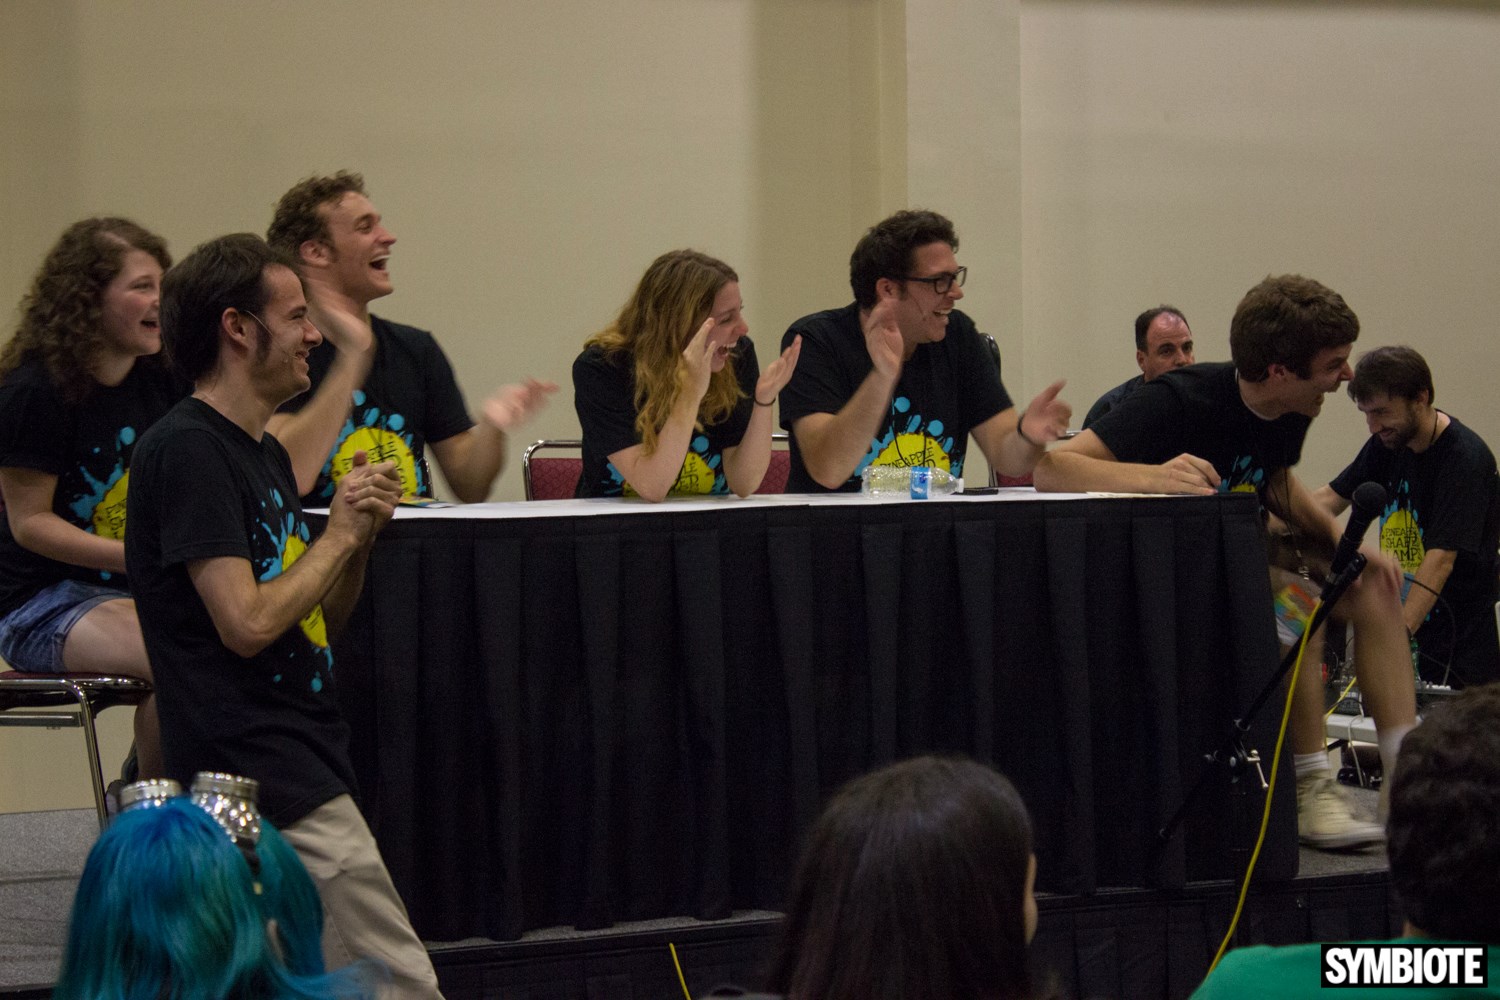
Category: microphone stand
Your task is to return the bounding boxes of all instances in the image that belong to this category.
[1154,551,1368,923]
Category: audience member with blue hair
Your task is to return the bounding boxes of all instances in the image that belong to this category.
[54,798,376,1000]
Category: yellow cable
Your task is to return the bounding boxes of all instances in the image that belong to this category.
[669,941,692,1000]
[1325,674,1358,719]
[1207,601,1320,974]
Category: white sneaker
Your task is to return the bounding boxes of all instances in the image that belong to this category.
[1297,774,1385,849]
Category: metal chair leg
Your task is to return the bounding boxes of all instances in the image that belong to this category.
[64,679,111,830]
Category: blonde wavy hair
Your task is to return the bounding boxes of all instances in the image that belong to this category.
[585,249,745,455]
[1,218,171,402]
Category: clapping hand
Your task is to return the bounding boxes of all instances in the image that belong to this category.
[755,335,802,404]
[862,296,903,381]
[482,378,558,434]
[333,450,402,540]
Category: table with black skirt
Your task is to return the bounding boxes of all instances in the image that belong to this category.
[317,489,1296,942]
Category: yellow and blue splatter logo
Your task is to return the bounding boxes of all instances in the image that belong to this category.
[856,396,959,479]
[255,488,333,691]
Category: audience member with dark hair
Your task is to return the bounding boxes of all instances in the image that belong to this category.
[0,218,178,779]
[53,798,374,1000]
[1193,684,1500,998]
[763,756,1045,1000]
[778,209,1070,492]
[572,249,800,500]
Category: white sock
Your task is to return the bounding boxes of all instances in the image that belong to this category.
[1295,752,1329,781]
[1378,722,1415,777]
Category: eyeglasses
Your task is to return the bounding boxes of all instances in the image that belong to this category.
[900,267,966,296]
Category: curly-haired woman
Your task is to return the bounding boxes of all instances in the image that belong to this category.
[0,218,180,777]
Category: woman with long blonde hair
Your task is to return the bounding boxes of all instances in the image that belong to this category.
[572,250,799,500]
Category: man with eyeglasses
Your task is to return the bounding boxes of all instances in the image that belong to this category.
[266,171,554,504]
[1083,305,1196,429]
[126,234,446,998]
[777,209,1071,492]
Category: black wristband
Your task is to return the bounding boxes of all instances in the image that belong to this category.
[755,397,775,407]
[1016,406,1040,447]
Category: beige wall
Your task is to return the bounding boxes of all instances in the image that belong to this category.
[3,0,1497,811]
[1022,1,1500,483]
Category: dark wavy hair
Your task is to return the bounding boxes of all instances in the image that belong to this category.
[0,217,171,401]
[1230,274,1358,381]
[849,210,959,310]
[53,798,375,1000]
[765,756,1040,1000]
[267,171,367,257]
[1387,684,1500,944]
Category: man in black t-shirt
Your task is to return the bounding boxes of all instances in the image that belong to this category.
[778,209,1071,492]
[1082,305,1195,428]
[1036,274,1418,851]
[1315,347,1500,689]
[267,171,553,503]
[127,234,443,998]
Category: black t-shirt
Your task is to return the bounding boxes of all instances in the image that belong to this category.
[777,304,1012,493]
[1330,414,1500,685]
[0,356,182,617]
[278,314,473,503]
[572,339,758,498]
[1091,362,1310,503]
[125,398,356,827]
[1083,374,1144,429]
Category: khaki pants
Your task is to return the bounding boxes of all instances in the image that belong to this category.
[282,794,445,1000]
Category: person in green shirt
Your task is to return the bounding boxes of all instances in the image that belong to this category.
[1193,684,1500,998]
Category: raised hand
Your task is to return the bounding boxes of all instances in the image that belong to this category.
[482,377,558,433]
[1017,380,1072,444]
[862,297,904,381]
[677,316,717,403]
[304,279,374,355]
[755,335,802,404]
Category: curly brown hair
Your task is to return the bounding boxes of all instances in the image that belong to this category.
[0,218,171,401]
[267,171,367,257]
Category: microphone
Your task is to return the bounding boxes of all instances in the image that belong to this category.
[1328,481,1386,581]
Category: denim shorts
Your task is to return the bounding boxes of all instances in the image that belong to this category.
[0,579,130,673]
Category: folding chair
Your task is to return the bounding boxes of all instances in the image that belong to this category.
[757,432,792,494]
[0,671,152,829]
[522,439,583,500]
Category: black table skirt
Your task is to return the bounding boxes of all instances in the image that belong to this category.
[326,493,1297,942]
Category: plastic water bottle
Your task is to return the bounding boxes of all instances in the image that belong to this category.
[861,465,963,499]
